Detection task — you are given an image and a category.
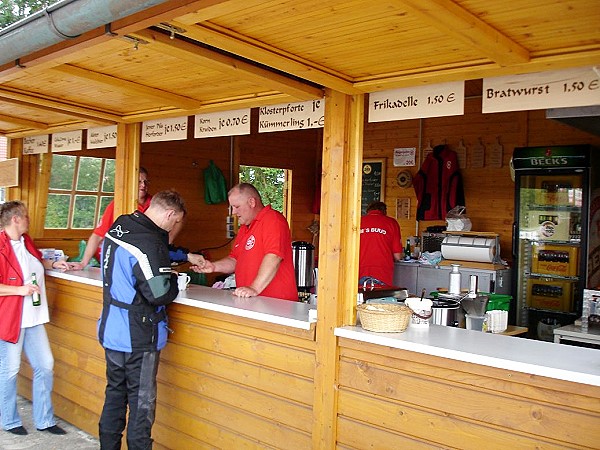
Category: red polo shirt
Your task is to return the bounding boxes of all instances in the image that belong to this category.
[230,205,298,301]
[359,210,403,286]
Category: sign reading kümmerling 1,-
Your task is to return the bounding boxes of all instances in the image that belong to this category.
[258,99,325,133]
[368,81,465,122]
[194,109,251,138]
[482,66,600,113]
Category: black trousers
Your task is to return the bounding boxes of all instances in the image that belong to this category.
[99,349,160,450]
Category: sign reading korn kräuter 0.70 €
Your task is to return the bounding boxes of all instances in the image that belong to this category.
[194,109,251,138]
[368,81,465,122]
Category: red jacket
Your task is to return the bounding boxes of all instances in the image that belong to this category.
[0,231,42,343]
[413,144,465,220]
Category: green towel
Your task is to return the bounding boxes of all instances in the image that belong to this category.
[203,160,228,204]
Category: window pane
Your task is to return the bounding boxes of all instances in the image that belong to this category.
[100,196,113,216]
[102,159,115,193]
[45,194,71,228]
[49,155,76,190]
[239,165,286,213]
[72,195,98,228]
[76,157,102,191]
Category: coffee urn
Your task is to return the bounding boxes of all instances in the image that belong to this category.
[292,241,315,302]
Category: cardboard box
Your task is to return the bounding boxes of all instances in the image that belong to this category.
[535,176,581,206]
[524,210,576,241]
[531,244,579,277]
[527,278,575,311]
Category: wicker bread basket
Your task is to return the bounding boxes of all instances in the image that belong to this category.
[357,303,412,333]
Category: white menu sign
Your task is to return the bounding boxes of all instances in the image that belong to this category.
[194,109,251,138]
[482,66,600,113]
[368,81,464,122]
[258,99,325,133]
[142,116,188,142]
[393,147,416,167]
[23,135,49,155]
[51,130,82,152]
[87,125,117,149]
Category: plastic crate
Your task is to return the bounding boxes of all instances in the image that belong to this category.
[527,279,574,311]
[480,293,511,312]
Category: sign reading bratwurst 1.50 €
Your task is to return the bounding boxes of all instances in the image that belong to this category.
[194,109,251,138]
[483,66,600,113]
[368,81,465,122]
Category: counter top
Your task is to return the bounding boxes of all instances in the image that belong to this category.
[46,268,315,330]
[335,325,600,387]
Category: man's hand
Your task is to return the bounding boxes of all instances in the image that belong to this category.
[233,286,258,297]
[190,255,216,273]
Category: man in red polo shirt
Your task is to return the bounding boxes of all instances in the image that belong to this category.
[359,201,403,286]
[71,168,152,270]
[192,183,298,301]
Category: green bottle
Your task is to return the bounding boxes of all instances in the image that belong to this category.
[31,272,41,307]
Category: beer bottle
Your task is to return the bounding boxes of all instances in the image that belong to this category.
[31,272,41,307]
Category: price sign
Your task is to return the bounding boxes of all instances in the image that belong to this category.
[142,116,188,142]
[194,109,251,138]
[51,130,82,152]
[483,66,600,113]
[87,125,117,149]
[368,81,464,122]
[23,135,48,155]
[258,99,325,133]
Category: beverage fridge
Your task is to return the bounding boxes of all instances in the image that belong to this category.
[511,145,600,340]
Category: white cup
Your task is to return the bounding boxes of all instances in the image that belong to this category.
[177,273,191,290]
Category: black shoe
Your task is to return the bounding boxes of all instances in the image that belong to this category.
[37,425,67,435]
[7,426,28,435]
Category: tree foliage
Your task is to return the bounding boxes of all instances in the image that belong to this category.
[239,165,285,213]
[0,0,53,29]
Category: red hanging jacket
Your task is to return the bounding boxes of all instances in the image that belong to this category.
[413,144,465,221]
[0,231,43,343]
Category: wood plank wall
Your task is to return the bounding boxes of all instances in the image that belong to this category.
[364,98,600,262]
[20,277,317,449]
[137,112,320,265]
[337,338,600,449]
[33,102,600,271]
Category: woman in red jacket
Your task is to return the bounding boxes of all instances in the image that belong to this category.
[0,201,70,436]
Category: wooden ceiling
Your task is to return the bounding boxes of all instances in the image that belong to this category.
[0,0,598,137]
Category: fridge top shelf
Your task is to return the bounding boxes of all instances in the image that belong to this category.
[525,203,582,212]
[527,272,580,282]
[519,237,581,245]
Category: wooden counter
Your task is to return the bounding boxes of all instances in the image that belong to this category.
[16,269,600,449]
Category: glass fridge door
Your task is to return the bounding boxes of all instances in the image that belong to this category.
[515,173,583,326]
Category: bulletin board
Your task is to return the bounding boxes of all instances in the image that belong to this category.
[361,159,385,214]
[0,158,19,187]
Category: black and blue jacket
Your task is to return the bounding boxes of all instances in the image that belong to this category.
[98,211,179,352]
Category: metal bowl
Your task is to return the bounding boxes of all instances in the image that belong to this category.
[460,295,489,316]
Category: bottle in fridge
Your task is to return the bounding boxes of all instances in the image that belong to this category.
[511,144,600,340]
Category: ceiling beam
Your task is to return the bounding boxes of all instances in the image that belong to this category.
[397,0,530,66]
[132,28,324,101]
[0,89,119,124]
[169,22,360,95]
[51,64,204,110]
[175,0,268,24]
[121,91,298,122]
[0,113,48,129]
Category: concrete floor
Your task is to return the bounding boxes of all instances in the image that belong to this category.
[0,396,99,449]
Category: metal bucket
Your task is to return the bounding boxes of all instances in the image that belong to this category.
[292,241,315,290]
[431,299,461,327]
